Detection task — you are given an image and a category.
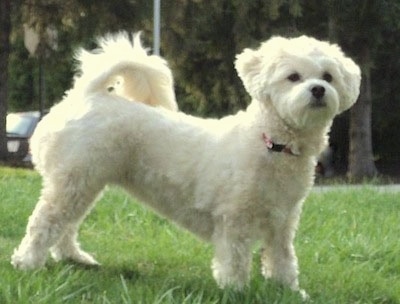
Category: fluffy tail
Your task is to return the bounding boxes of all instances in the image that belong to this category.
[73,31,178,111]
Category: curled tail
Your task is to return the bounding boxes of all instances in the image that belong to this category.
[73,31,178,111]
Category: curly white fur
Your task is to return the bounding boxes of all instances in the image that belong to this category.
[74,31,177,110]
[12,33,360,298]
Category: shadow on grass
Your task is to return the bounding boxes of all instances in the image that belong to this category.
[40,258,306,303]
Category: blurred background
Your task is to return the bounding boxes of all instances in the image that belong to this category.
[0,0,399,181]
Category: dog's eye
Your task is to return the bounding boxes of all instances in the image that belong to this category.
[323,72,333,83]
[287,73,301,82]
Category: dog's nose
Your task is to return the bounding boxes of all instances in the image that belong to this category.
[311,86,325,99]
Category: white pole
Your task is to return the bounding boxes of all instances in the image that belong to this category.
[153,0,160,55]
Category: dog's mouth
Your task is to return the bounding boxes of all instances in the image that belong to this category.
[309,97,327,108]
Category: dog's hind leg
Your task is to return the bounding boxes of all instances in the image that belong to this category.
[50,219,100,266]
[11,175,103,270]
[211,218,252,290]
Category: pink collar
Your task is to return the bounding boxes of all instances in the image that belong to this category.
[262,133,299,156]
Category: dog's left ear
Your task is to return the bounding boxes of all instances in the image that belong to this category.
[336,53,362,113]
[235,48,268,101]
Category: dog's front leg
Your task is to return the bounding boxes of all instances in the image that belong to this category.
[211,218,252,290]
[260,208,308,299]
[260,236,299,289]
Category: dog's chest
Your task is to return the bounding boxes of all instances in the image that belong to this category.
[251,152,315,208]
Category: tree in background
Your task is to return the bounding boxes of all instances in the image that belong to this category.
[372,9,400,172]
[158,0,304,116]
[328,0,380,180]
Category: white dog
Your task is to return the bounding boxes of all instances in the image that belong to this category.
[12,33,361,298]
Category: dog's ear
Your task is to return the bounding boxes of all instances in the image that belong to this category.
[336,55,361,113]
[235,37,287,101]
[235,48,264,100]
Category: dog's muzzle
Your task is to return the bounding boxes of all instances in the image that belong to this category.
[310,85,326,108]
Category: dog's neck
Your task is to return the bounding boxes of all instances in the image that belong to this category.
[248,100,330,157]
[261,133,300,156]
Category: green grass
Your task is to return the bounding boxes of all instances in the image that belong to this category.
[0,167,399,303]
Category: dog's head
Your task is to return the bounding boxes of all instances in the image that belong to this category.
[235,36,361,130]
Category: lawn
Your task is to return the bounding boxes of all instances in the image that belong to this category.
[0,167,399,303]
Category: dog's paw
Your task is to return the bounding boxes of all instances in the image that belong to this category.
[211,259,249,290]
[50,247,100,266]
[11,248,46,270]
[71,251,100,266]
[298,289,310,302]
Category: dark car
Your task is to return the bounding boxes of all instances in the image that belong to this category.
[6,111,41,166]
